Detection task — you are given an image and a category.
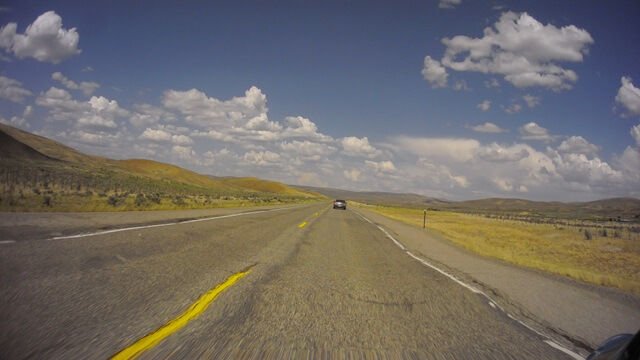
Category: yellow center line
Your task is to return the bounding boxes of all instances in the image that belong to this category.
[315,213,319,216]
[111,267,253,360]
[298,221,308,228]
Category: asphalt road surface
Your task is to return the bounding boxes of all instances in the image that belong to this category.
[1,204,576,359]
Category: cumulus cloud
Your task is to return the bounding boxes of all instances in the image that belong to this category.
[557,136,600,156]
[436,12,593,90]
[523,94,541,108]
[163,86,268,128]
[476,100,491,111]
[35,87,132,155]
[0,11,81,64]
[343,169,362,182]
[0,75,32,103]
[36,88,129,130]
[129,103,177,128]
[615,77,640,117]
[365,160,397,174]
[392,136,480,162]
[340,136,382,158]
[519,122,557,142]
[171,145,195,160]
[452,79,469,91]
[243,150,281,166]
[501,102,523,114]
[549,150,623,186]
[476,143,529,162]
[139,128,171,142]
[439,0,462,9]
[484,78,500,88]
[52,72,100,96]
[468,122,506,133]
[492,177,514,192]
[422,56,449,88]
[632,125,640,148]
[0,105,32,129]
[280,140,336,161]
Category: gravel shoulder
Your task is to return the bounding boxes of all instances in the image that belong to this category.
[353,206,640,351]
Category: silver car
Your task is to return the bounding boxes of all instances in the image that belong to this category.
[333,199,347,210]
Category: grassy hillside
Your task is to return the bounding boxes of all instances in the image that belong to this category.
[0,124,322,212]
[216,177,324,198]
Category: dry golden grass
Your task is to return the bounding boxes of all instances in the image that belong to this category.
[356,203,640,294]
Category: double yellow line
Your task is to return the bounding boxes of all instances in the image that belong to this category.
[112,267,253,360]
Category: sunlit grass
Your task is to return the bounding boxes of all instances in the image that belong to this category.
[355,203,640,294]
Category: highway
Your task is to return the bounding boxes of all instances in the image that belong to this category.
[1,203,576,359]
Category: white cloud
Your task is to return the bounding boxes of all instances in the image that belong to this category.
[243,150,281,166]
[438,12,593,90]
[439,0,462,9]
[519,122,557,142]
[452,79,469,91]
[280,140,336,162]
[557,136,600,156]
[52,72,100,96]
[549,150,623,186]
[392,136,480,163]
[476,100,491,111]
[631,125,640,148]
[484,78,500,88]
[343,169,361,182]
[36,88,129,130]
[501,102,523,114]
[615,77,640,117]
[0,105,32,129]
[422,56,449,88]
[613,146,640,184]
[129,103,177,128]
[492,177,514,192]
[468,122,506,133]
[365,160,397,174]
[163,86,268,129]
[140,128,172,142]
[341,136,382,158]
[0,11,81,64]
[171,145,195,160]
[476,143,529,162]
[0,75,32,103]
[523,94,541,108]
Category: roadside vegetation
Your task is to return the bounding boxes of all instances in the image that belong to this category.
[355,203,640,294]
[0,159,318,212]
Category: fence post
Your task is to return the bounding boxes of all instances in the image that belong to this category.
[423,210,426,229]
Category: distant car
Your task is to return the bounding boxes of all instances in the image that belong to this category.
[333,199,347,210]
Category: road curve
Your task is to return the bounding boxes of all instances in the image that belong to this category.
[1,204,573,359]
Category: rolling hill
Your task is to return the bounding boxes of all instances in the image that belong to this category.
[0,124,322,211]
[295,185,640,219]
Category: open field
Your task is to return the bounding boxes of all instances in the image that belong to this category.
[354,203,640,294]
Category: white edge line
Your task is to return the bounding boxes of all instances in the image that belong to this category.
[47,206,295,241]
[0,240,16,244]
[351,208,585,360]
[544,340,585,360]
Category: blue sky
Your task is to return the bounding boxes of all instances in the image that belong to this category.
[1,1,639,201]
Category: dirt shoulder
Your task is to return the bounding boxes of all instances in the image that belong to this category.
[0,204,305,241]
[353,207,640,350]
